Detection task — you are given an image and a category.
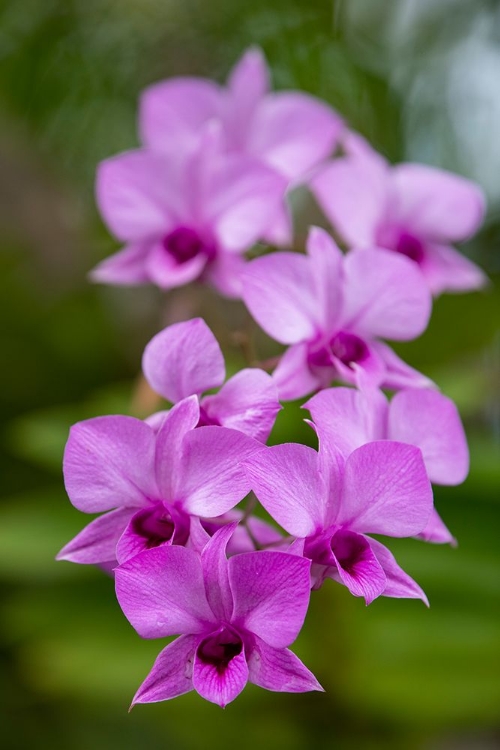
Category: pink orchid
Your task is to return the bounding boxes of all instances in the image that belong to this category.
[244,437,433,604]
[305,387,469,545]
[139,47,344,245]
[142,317,281,442]
[91,127,287,297]
[57,397,259,566]
[115,525,321,707]
[242,226,432,400]
[310,132,487,295]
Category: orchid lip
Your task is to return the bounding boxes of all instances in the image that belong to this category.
[303,526,365,568]
[131,502,190,549]
[197,626,244,675]
[197,404,221,427]
[330,331,369,366]
[376,224,425,264]
[162,226,216,265]
[304,528,374,587]
[303,529,337,566]
[307,331,369,370]
[329,529,366,574]
[394,231,425,264]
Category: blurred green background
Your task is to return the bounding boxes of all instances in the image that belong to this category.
[0,1,499,748]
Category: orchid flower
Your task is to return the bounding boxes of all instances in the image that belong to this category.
[139,47,344,245]
[91,127,287,297]
[142,317,281,442]
[244,437,433,604]
[57,397,259,566]
[304,386,469,545]
[242,226,432,400]
[115,525,321,707]
[310,132,487,295]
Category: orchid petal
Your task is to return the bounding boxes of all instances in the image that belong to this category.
[115,503,191,565]
[115,545,215,638]
[288,537,306,557]
[415,508,456,545]
[142,318,225,404]
[334,344,386,391]
[260,199,293,246]
[155,396,200,500]
[228,47,269,105]
[422,243,488,296]
[63,416,157,513]
[229,551,311,648]
[242,253,319,344]
[201,368,281,442]
[248,637,323,693]
[96,150,182,242]
[243,443,327,536]
[242,516,284,551]
[390,164,485,243]
[248,92,343,180]
[341,249,432,341]
[144,410,169,433]
[306,226,344,332]
[187,515,212,554]
[314,434,345,525]
[145,242,208,289]
[201,524,237,622]
[372,341,435,390]
[206,156,287,252]
[139,77,222,153]
[56,508,135,564]
[339,441,433,537]
[203,251,247,298]
[131,635,197,706]
[310,153,388,247]
[115,511,165,565]
[192,635,248,707]
[304,387,387,458]
[368,538,429,604]
[225,47,269,145]
[389,389,469,485]
[330,529,386,604]
[177,426,258,516]
[89,243,150,285]
[272,343,321,401]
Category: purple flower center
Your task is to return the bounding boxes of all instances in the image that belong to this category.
[131,504,188,549]
[376,224,425,264]
[394,231,425,263]
[330,531,365,575]
[197,628,243,674]
[330,331,368,365]
[162,227,215,265]
[197,405,221,428]
[308,331,368,370]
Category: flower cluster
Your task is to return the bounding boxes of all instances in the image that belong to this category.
[59,48,485,708]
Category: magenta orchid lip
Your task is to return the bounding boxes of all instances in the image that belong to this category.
[58,46,484,708]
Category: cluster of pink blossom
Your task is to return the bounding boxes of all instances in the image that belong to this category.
[59,48,486,708]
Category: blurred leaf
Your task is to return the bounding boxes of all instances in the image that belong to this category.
[0,488,93,582]
[5,382,133,472]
